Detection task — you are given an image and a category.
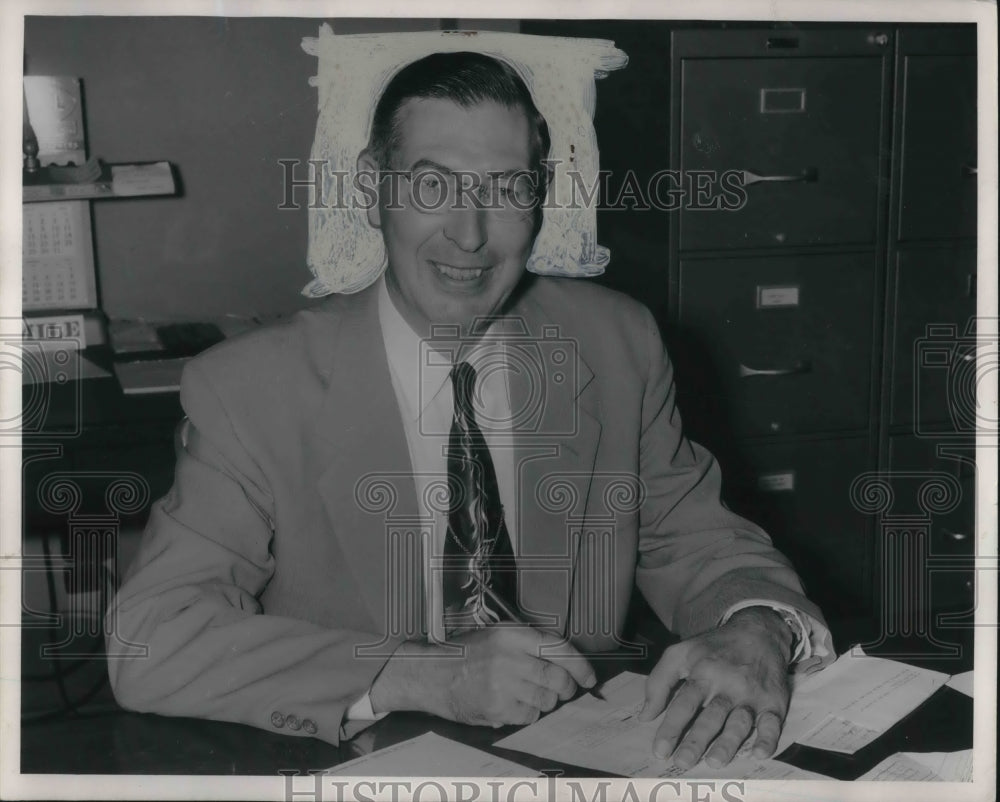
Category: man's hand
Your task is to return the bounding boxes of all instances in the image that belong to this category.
[638,607,794,769]
[370,626,597,727]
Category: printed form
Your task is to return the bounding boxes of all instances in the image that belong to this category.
[778,649,949,754]
[496,648,950,777]
[858,749,973,781]
[494,671,823,779]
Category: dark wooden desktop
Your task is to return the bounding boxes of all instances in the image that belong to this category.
[20,351,976,778]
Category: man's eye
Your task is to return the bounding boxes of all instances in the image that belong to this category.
[418,174,442,191]
[496,181,535,205]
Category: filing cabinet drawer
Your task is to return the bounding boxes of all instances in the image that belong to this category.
[887,435,976,612]
[675,253,875,438]
[719,437,872,616]
[889,247,977,430]
[678,57,883,250]
[898,55,977,241]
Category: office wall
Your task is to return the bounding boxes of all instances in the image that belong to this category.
[23,16,445,320]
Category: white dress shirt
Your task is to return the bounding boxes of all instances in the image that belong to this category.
[345,276,832,723]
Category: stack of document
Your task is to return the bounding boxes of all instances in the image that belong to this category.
[495,670,825,779]
[495,648,954,778]
[327,651,971,780]
[775,648,950,754]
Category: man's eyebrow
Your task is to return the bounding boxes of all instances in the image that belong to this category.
[408,159,458,176]
[407,159,530,180]
[487,168,534,180]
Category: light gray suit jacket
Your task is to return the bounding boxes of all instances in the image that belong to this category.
[107,275,825,744]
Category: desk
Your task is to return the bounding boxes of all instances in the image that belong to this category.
[20,635,974,779]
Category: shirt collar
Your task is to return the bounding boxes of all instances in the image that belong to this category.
[377,274,510,422]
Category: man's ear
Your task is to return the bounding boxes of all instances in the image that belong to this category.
[357,149,382,229]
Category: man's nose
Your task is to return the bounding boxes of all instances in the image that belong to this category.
[442,205,488,252]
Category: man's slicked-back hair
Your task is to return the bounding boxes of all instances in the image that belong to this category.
[367,51,552,188]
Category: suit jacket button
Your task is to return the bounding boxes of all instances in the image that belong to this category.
[286,714,301,731]
[270,711,285,728]
[303,719,317,735]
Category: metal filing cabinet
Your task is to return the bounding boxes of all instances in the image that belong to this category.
[888,245,977,429]
[876,25,979,636]
[677,253,876,437]
[886,436,977,614]
[524,19,979,647]
[896,45,977,242]
[720,437,873,617]
[678,54,883,250]
[667,28,894,640]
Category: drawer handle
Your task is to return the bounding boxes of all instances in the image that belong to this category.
[741,168,818,186]
[963,164,978,176]
[943,529,969,542]
[765,36,799,49]
[738,360,812,378]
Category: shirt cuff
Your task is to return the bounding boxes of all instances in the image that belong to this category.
[338,691,389,742]
[345,691,388,721]
[720,599,833,670]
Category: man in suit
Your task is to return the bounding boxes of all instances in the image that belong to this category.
[107,50,832,770]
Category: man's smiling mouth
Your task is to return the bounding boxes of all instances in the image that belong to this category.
[432,262,488,281]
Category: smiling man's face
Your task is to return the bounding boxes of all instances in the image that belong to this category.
[362,97,539,338]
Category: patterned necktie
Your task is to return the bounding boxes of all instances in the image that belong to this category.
[443,361,518,629]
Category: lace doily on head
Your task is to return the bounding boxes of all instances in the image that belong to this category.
[300,24,628,296]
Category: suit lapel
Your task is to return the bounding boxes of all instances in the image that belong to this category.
[310,279,603,640]
[314,286,426,637]
[506,289,602,634]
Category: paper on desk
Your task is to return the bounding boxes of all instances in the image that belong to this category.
[676,756,828,781]
[498,648,949,773]
[494,672,823,779]
[114,356,190,394]
[794,716,881,754]
[108,319,164,355]
[859,749,973,781]
[111,162,175,196]
[945,670,973,698]
[497,672,653,775]
[778,648,949,755]
[326,732,538,777]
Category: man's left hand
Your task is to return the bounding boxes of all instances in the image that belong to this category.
[637,607,794,769]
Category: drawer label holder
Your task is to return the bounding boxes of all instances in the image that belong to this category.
[757,284,801,308]
[757,471,797,493]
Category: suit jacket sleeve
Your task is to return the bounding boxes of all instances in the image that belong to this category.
[105,359,400,745]
[631,304,829,639]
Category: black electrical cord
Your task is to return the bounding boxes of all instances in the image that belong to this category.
[37,533,79,715]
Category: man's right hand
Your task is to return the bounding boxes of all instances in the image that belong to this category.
[369,627,597,727]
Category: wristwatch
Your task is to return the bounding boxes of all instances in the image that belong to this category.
[774,608,804,663]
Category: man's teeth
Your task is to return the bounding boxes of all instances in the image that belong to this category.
[436,263,484,281]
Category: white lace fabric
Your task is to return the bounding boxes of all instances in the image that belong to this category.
[300,24,628,296]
